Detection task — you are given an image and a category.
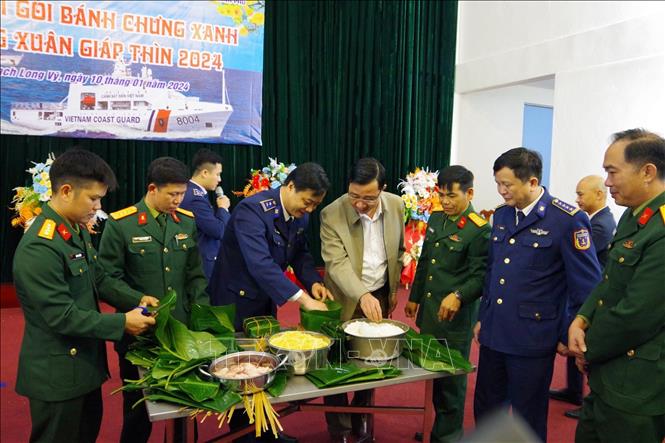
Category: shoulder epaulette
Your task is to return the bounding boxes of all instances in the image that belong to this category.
[660,204,665,225]
[37,219,56,240]
[259,199,277,212]
[468,212,488,227]
[176,207,194,218]
[551,198,579,216]
[110,206,137,220]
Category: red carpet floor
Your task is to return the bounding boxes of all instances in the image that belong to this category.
[1,288,581,442]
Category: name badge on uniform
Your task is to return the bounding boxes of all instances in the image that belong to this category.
[132,236,152,243]
[69,252,86,260]
[530,228,550,236]
[175,233,189,241]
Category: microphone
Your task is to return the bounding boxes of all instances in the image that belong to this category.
[215,186,224,198]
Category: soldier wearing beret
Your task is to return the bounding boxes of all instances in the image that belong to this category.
[474,148,602,442]
[13,149,156,443]
[98,156,209,443]
[569,129,665,443]
[405,165,490,443]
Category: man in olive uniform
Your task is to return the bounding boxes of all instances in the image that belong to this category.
[13,149,156,443]
[405,165,490,443]
[569,129,665,443]
[99,157,209,443]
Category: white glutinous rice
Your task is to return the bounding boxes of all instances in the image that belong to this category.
[344,321,404,338]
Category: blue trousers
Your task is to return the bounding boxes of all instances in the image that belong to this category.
[474,345,555,442]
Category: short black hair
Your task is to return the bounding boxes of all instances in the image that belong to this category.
[50,148,118,192]
[612,128,665,180]
[493,147,543,183]
[146,157,189,187]
[192,148,223,174]
[438,165,474,192]
[348,157,386,188]
[284,162,330,196]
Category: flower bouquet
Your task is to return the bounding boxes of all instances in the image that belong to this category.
[234,158,297,198]
[10,153,107,233]
[397,168,441,287]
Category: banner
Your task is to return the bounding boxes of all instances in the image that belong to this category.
[0,1,264,145]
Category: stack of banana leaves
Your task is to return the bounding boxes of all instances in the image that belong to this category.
[319,320,347,364]
[305,363,401,388]
[401,328,474,374]
[119,291,288,426]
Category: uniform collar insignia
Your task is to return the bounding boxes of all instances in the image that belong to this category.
[622,240,634,249]
[457,216,467,229]
[638,207,654,227]
[57,223,72,241]
[530,228,550,236]
[193,188,206,197]
[171,211,180,223]
[138,212,148,225]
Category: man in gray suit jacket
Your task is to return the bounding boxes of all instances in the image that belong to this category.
[320,158,405,442]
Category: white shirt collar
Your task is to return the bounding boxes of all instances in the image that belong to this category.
[588,206,605,219]
[189,179,207,194]
[279,190,293,222]
[518,187,544,218]
[358,198,383,223]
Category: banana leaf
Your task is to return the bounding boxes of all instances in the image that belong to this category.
[243,316,281,338]
[402,329,473,373]
[305,363,401,388]
[320,320,347,364]
[190,304,236,336]
[142,387,242,414]
[155,309,227,361]
[147,288,178,315]
[265,370,288,397]
[166,374,220,403]
[300,300,342,332]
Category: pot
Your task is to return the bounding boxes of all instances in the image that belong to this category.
[268,331,333,375]
[342,319,409,361]
[199,351,288,394]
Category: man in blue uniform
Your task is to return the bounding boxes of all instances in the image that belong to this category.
[551,175,616,419]
[473,148,602,442]
[209,162,331,329]
[180,148,231,280]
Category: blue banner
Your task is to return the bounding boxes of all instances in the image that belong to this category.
[0,1,264,145]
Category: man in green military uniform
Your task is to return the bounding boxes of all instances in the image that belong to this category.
[569,129,665,443]
[99,156,209,443]
[405,165,490,443]
[13,149,156,443]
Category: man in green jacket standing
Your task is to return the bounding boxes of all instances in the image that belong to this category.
[13,149,156,443]
[405,165,490,442]
[569,129,665,443]
[99,156,209,443]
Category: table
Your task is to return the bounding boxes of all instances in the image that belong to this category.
[146,356,470,443]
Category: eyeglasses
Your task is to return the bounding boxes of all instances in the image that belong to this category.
[348,193,381,203]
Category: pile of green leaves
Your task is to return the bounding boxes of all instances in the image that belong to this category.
[319,320,348,364]
[401,328,474,374]
[305,362,401,388]
[121,291,287,414]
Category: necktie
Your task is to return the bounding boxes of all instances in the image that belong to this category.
[516,210,525,225]
[156,213,167,231]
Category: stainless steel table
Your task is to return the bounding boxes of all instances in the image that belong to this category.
[146,356,470,443]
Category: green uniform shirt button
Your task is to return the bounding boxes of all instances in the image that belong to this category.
[167,286,173,291]
[597,299,604,307]
[504,258,510,264]
[428,275,433,281]
[431,259,436,264]
[618,257,625,263]
[509,238,515,245]
[93,255,97,260]
[426,292,431,298]
[434,242,440,248]
[69,348,77,356]
[604,274,608,280]
[626,349,635,357]
[183,244,188,250]
[140,249,145,255]
[163,247,169,253]
[499,278,505,285]
[165,266,171,272]
[497,298,503,305]
[79,268,83,274]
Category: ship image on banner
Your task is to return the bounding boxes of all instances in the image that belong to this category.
[9,57,233,139]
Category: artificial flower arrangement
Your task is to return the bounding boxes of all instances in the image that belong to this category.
[397,167,442,288]
[234,157,297,198]
[10,153,106,233]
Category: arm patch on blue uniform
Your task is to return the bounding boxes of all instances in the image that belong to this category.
[551,198,579,215]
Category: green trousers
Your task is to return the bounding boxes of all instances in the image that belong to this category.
[29,388,102,443]
[431,337,471,443]
[576,392,665,443]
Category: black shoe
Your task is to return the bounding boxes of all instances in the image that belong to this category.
[564,407,582,419]
[414,432,423,442]
[549,389,582,406]
[256,433,299,443]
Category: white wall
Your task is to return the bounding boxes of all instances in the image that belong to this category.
[452,1,665,219]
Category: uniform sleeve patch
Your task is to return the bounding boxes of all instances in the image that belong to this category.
[38,219,56,240]
[260,199,276,212]
[573,229,591,250]
[176,207,194,218]
[469,212,488,227]
[110,206,138,220]
[552,198,579,216]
